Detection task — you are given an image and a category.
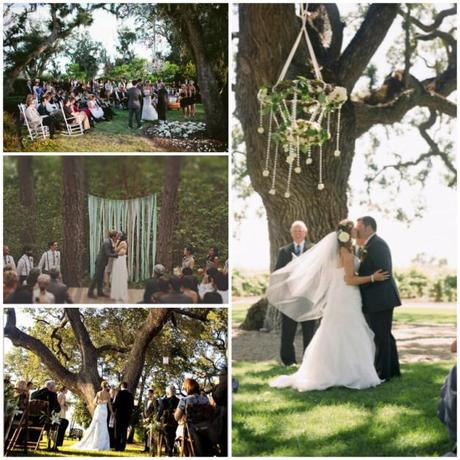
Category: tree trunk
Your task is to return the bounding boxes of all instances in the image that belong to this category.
[174,7,227,141]
[237,5,354,270]
[62,157,86,286]
[17,156,37,249]
[156,157,183,270]
[122,309,171,394]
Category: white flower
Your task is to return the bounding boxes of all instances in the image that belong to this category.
[337,230,350,243]
[326,86,348,104]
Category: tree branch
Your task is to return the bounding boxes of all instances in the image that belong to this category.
[97,344,130,355]
[324,4,343,62]
[4,308,75,383]
[402,5,457,32]
[338,4,399,91]
[175,309,211,322]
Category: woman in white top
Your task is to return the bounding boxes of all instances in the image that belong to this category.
[87,95,104,120]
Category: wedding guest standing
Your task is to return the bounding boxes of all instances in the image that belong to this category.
[143,389,158,452]
[56,386,70,447]
[157,82,169,121]
[157,386,179,457]
[17,246,34,285]
[38,241,61,275]
[274,221,316,366]
[4,245,16,270]
[182,246,195,271]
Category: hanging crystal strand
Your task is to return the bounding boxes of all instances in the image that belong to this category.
[326,111,331,140]
[306,144,313,165]
[295,136,301,173]
[309,103,319,122]
[282,99,291,124]
[334,106,342,157]
[278,105,288,125]
[258,99,264,134]
[269,142,279,195]
[263,107,273,177]
[318,144,325,190]
[285,154,294,198]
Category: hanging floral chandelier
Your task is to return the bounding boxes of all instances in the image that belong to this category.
[257,4,348,196]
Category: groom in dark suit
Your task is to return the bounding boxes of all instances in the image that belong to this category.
[127,80,143,129]
[274,220,316,366]
[113,382,134,452]
[88,230,118,298]
[357,216,401,381]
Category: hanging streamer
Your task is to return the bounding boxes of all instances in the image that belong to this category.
[88,194,158,282]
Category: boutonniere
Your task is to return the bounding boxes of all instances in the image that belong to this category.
[360,247,368,261]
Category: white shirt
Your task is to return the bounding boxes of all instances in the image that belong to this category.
[4,254,16,270]
[17,254,33,277]
[39,250,61,273]
[292,240,306,256]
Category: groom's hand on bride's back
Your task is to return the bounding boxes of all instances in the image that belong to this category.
[374,269,390,282]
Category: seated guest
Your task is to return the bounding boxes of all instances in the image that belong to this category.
[24,94,56,139]
[15,379,29,412]
[65,98,90,131]
[199,268,228,303]
[438,340,457,456]
[182,276,199,303]
[143,264,166,303]
[87,94,105,120]
[202,291,223,304]
[47,269,73,304]
[153,276,171,303]
[159,276,193,304]
[33,274,56,304]
[174,378,213,455]
[4,270,18,302]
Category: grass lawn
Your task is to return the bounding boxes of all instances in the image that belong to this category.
[4,105,207,153]
[232,302,457,327]
[9,438,145,457]
[232,360,455,457]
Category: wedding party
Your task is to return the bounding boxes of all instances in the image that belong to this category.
[232,2,456,457]
[4,307,228,457]
[4,3,228,152]
[3,155,228,304]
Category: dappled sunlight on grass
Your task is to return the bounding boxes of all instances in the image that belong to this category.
[232,360,454,456]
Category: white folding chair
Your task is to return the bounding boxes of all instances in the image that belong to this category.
[59,102,84,136]
[18,104,50,141]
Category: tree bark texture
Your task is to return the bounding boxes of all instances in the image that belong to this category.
[17,156,37,249]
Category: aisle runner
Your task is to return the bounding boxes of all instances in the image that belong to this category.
[88,194,158,282]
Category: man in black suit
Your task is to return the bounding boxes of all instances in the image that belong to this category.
[127,80,143,129]
[88,231,118,298]
[142,389,158,452]
[274,220,316,366]
[156,386,180,457]
[113,382,134,451]
[356,216,401,381]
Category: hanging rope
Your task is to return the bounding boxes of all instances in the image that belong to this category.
[274,3,323,87]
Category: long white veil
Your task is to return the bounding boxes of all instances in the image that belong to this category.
[266,232,339,322]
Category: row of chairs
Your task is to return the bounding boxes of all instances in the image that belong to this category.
[4,399,56,456]
[18,101,84,141]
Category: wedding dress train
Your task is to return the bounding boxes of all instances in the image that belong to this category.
[71,401,110,451]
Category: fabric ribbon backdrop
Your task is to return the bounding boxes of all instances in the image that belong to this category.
[88,194,158,282]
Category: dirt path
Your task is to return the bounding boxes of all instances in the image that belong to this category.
[232,322,457,363]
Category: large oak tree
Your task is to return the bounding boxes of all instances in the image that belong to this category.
[236,4,456,269]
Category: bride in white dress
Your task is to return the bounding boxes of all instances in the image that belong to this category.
[71,381,112,451]
[268,219,388,391]
[141,84,158,121]
[110,232,128,302]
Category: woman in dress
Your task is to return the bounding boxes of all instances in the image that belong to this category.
[65,97,90,131]
[110,232,129,302]
[71,381,113,451]
[181,246,195,270]
[87,94,105,121]
[268,219,388,391]
[179,84,188,117]
[141,82,158,122]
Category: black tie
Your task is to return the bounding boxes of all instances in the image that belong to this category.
[295,244,301,256]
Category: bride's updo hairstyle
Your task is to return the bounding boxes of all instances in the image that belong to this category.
[101,380,109,390]
[336,219,354,253]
